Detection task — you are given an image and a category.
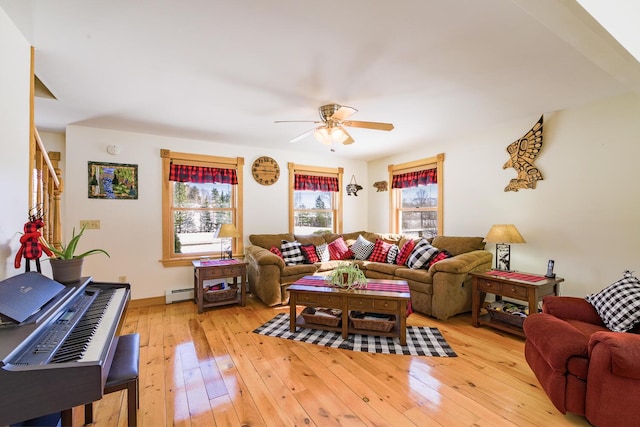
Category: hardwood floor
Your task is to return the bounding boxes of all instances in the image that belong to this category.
[75,294,591,427]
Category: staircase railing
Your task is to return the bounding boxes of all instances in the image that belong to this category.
[32,127,63,250]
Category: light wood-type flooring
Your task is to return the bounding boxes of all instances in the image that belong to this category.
[69,294,592,427]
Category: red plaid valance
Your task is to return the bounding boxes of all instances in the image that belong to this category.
[169,163,238,185]
[391,168,437,189]
[294,174,339,192]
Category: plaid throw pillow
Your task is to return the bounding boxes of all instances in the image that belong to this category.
[406,239,439,269]
[300,244,319,264]
[396,239,416,266]
[368,239,392,263]
[269,246,283,259]
[328,236,353,260]
[426,250,452,268]
[386,244,399,264]
[351,235,375,260]
[280,240,305,266]
[315,243,330,262]
[586,271,640,332]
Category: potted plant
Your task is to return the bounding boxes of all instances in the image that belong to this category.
[45,226,110,283]
[326,261,367,290]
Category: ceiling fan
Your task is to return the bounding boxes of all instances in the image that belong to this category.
[275,104,394,146]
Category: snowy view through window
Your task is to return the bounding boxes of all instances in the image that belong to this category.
[172,181,233,254]
[400,183,438,238]
[293,190,334,235]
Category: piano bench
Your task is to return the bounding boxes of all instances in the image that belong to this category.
[86,333,140,427]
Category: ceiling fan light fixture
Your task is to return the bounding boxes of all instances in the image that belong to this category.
[314,127,333,145]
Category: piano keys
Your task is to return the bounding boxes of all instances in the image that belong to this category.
[0,274,130,426]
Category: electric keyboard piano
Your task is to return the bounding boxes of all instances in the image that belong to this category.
[0,274,130,425]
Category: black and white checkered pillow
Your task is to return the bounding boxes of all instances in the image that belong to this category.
[406,239,439,269]
[351,235,375,260]
[585,270,640,332]
[280,240,305,266]
[315,243,330,262]
[386,244,399,264]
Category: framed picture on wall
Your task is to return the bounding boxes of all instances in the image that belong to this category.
[88,161,138,199]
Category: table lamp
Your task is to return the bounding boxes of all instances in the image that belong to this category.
[217,223,240,259]
[484,224,526,271]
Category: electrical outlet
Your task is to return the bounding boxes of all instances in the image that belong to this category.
[119,275,127,283]
[80,220,100,229]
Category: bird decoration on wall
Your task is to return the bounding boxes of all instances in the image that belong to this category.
[503,115,544,192]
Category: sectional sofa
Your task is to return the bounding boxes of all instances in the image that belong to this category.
[245,231,493,320]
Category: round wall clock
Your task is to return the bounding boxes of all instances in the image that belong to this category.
[251,156,280,185]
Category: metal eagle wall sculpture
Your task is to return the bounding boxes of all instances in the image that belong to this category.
[503,115,544,192]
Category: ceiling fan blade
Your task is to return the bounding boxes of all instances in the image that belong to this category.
[341,128,355,145]
[343,120,394,131]
[275,120,321,124]
[289,127,316,143]
[331,106,358,121]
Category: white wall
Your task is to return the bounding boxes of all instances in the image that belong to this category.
[0,8,30,278]
[368,92,640,297]
[63,126,369,299]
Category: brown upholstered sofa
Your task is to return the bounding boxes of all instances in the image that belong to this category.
[245,231,492,320]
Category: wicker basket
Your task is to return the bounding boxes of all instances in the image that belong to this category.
[204,287,237,302]
[301,307,342,327]
[485,301,527,328]
[349,311,396,332]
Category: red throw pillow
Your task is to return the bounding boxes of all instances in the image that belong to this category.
[269,246,283,259]
[300,244,320,264]
[328,236,354,260]
[368,239,392,263]
[426,250,452,268]
[396,239,416,265]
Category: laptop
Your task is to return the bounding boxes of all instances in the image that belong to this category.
[0,272,65,324]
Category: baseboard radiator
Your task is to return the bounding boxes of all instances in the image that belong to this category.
[165,287,194,304]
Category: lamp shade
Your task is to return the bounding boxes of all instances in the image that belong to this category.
[484,224,526,244]
[217,223,240,238]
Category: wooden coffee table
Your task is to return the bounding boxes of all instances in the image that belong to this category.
[288,276,411,345]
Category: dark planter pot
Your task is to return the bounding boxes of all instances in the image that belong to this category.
[50,258,84,284]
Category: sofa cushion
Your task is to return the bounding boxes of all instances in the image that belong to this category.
[328,236,353,260]
[250,233,295,250]
[386,244,399,264]
[396,239,416,266]
[269,246,284,259]
[281,240,305,266]
[431,236,485,256]
[368,239,392,263]
[300,244,319,264]
[315,243,330,262]
[363,261,398,276]
[406,239,438,269]
[351,235,375,260]
[395,267,433,286]
[295,234,326,246]
[585,270,640,332]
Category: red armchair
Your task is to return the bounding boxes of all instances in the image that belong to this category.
[523,296,640,427]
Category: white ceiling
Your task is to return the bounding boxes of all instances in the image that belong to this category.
[2,0,640,161]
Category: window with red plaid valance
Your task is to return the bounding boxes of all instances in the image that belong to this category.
[169,163,238,185]
[294,174,339,192]
[391,168,437,189]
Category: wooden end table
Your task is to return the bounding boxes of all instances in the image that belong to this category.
[470,270,564,337]
[192,259,247,314]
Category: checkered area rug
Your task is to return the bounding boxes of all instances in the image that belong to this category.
[253,313,457,357]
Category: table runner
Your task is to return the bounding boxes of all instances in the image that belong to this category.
[199,258,242,266]
[485,270,546,282]
[294,275,411,294]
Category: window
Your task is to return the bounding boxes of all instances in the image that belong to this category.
[389,153,444,239]
[161,149,244,266]
[288,163,343,235]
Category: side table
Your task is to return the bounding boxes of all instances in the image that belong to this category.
[470,270,564,337]
[192,259,247,314]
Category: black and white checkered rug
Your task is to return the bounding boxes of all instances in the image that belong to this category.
[253,313,456,357]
